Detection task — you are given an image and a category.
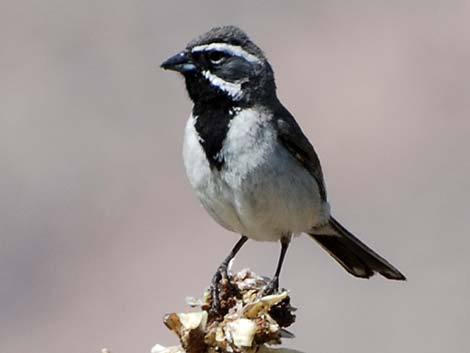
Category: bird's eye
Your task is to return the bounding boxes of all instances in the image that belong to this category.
[207,51,227,64]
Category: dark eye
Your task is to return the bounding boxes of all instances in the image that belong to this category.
[207,51,227,64]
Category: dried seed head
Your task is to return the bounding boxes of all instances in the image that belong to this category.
[159,269,296,353]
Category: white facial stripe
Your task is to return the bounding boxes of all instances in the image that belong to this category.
[202,70,243,100]
[192,43,261,63]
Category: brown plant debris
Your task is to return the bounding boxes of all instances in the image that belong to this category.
[158,269,296,353]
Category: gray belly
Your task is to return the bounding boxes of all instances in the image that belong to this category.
[183,111,330,242]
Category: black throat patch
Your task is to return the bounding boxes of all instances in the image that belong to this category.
[193,100,238,170]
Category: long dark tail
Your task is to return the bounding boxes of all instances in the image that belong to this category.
[308,217,406,280]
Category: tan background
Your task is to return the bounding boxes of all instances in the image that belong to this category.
[1,1,469,352]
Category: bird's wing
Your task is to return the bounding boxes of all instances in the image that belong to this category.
[273,105,327,201]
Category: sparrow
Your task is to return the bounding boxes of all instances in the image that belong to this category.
[161,26,405,309]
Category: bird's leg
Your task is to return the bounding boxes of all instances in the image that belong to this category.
[262,237,290,295]
[210,235,248,315]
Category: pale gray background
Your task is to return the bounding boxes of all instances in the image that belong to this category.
[1,1,469,353]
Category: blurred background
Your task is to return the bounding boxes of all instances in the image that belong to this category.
[1,1,469,352]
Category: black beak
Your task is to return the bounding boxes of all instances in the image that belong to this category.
[160,51,196,73]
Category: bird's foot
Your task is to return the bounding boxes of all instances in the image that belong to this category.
[209,264,227,314]
[261,277,279,296]
[209,263,237,319]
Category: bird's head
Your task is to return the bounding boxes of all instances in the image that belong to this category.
[161,26,276,105]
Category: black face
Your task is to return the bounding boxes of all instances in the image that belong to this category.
[161,26,278,170]
[161,26,277,106]
[192,49,253,82]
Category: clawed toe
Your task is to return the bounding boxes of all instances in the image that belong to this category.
[209,264,230,315]
[207,236,249,317]
[261,277,279,296]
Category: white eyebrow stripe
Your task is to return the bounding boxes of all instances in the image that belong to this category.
[191,43,261,63]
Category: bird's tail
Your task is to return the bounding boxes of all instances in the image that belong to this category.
[308,217,406,280]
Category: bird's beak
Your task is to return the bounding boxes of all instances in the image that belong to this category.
[160,51,196,73]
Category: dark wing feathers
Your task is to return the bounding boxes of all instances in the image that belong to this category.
[273,105,327,201]
[272,104,406,281]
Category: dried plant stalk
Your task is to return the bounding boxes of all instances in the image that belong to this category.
[153,269,303,353]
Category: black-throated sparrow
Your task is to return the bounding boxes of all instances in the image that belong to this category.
[161,26,405,308]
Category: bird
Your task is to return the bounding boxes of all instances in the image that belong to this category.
[161,26,405,310]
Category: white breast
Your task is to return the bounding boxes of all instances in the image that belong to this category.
[183,109,330,242]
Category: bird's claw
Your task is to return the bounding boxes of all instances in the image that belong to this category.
[209,264,230,317]
[261,277,279,296]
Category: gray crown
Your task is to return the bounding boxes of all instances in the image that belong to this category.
[186,25,267,62]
